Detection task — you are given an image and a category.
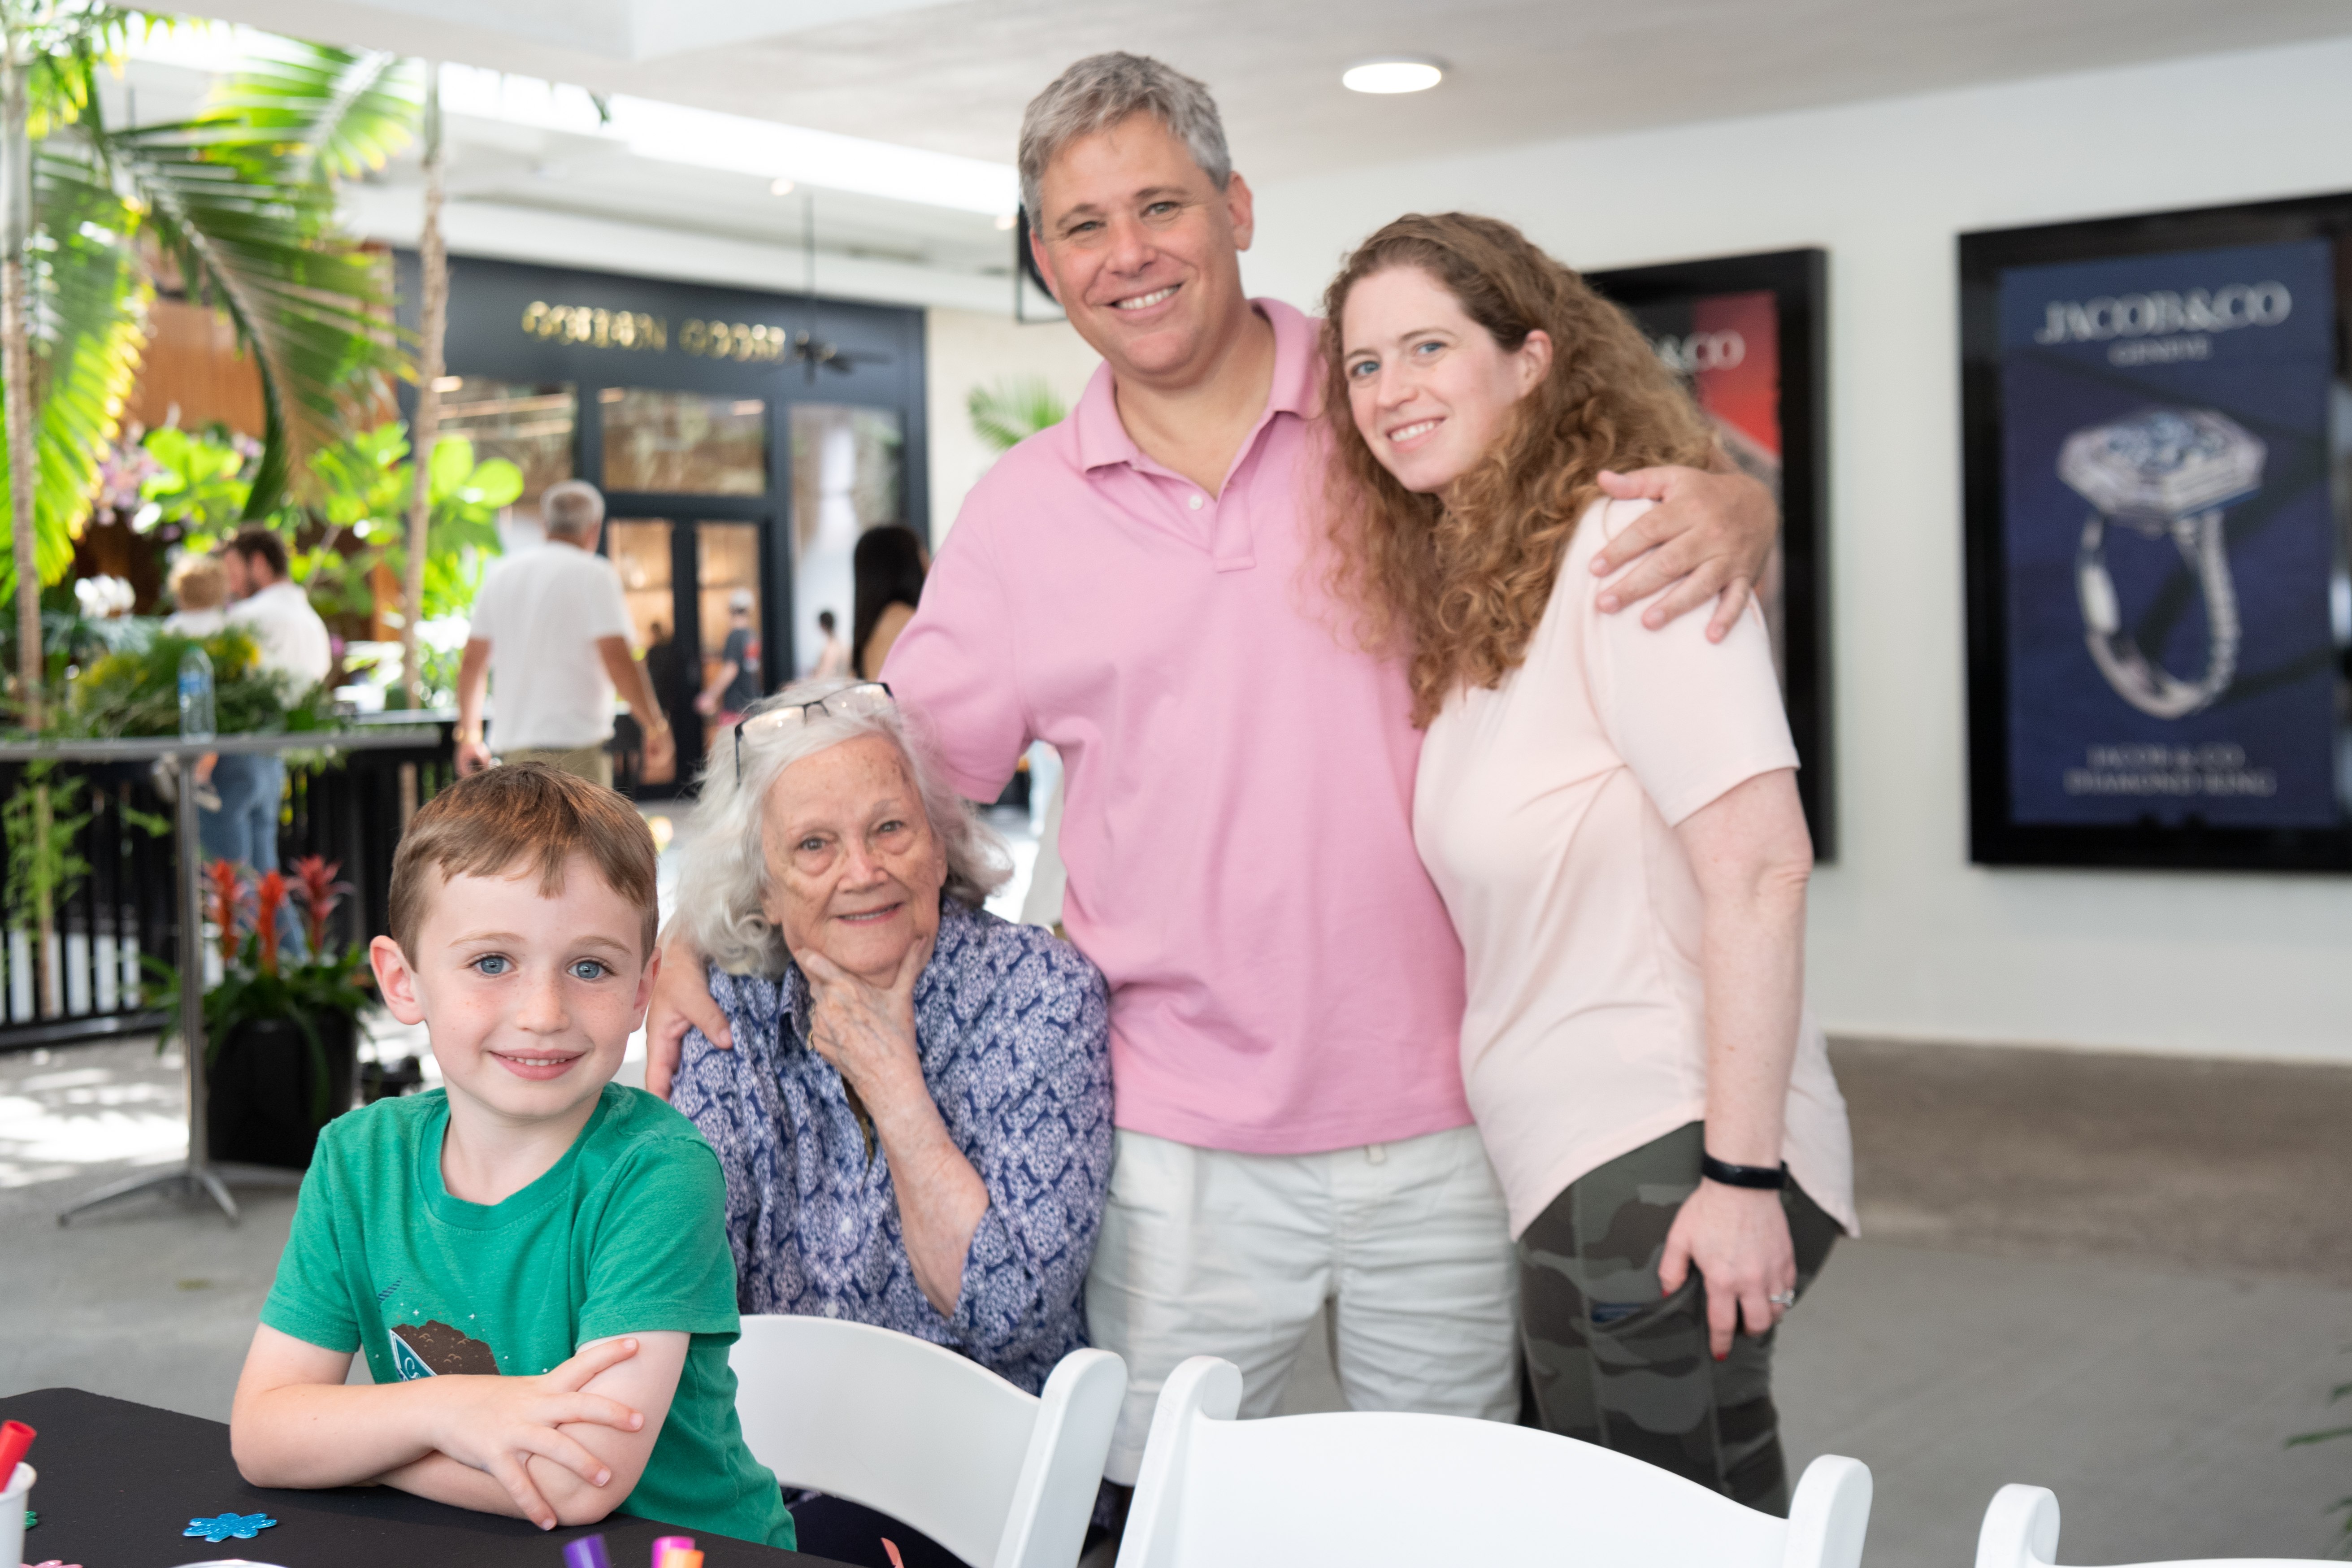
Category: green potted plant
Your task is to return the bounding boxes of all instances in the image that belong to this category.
[164,853,373,1168]
[67,624,341,738]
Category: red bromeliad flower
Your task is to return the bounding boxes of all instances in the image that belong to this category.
[288,854,351,959]
[253,870,288,977]
[204,860,246,964]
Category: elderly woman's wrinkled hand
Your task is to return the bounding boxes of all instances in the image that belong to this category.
[799,934,933,1105]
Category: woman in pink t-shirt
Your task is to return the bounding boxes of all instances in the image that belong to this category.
[1316,213,1856,1513]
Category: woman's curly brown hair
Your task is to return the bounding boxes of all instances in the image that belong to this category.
[1319,213,1716,725]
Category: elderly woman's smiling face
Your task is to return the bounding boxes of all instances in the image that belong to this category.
[760,734,948,982]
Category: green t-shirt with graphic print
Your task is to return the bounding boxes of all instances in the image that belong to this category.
[260,1083,794,1550]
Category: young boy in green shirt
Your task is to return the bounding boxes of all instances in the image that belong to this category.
[230,764,794,1548]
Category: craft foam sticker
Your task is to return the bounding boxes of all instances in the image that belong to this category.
[183,1512,278,1542]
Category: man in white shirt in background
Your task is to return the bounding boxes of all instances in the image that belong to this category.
[205,529,334,872]
[454,479,676,788]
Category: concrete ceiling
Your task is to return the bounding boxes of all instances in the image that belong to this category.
[176,0,2352,181]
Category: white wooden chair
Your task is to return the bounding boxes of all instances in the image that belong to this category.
[1978,1484,2334,1568]
[1115,1355,1872,1568]
[731,1314,1126,1568]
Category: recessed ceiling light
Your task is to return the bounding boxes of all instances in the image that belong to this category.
[1343,57,1444,94]
[771,177,796,195]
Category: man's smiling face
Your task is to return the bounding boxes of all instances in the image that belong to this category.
[1029,111,1256,390]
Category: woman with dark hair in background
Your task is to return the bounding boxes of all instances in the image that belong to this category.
[853,525,929,680]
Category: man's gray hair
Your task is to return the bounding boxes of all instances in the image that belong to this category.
[670,676,1012,976]
[1020,52,1230,229]
[542,479,605,538]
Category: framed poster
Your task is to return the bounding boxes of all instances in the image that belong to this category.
[1588,248,1836,859]
[1960,194,2352,870]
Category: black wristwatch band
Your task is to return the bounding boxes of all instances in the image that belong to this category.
[1701,1151,1789,1190]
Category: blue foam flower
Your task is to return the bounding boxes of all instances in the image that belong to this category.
[183,1511,277,1542]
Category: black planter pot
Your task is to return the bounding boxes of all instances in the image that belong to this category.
[205,1012,359,1169]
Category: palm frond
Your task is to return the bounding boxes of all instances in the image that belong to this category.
[208,42,421,187]
[967,375,1069,453]
[2289,1428,2352,1448]
[0,143,149,598]
[19,5,133,138]
[82,110,401,516]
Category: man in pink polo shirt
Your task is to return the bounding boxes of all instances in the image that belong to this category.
[648,54,1777,1478]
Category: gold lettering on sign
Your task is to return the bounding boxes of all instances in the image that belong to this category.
[519,300,668,352]
[681,317,789,363]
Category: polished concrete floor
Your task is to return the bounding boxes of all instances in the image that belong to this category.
[5,1034,2351,1568]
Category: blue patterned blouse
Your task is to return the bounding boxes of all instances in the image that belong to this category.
[670,898,1114,1394]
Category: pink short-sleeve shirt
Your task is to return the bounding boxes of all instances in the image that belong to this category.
[882,300,1471,1155]
[1415,498,1857,1238]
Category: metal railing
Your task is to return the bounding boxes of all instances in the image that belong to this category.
[0,718,455,1054]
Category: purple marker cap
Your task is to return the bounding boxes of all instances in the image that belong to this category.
[563,1533,612,1568]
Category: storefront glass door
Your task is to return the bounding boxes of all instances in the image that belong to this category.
[606,514,774,779]
[417,252,928,797]
[788,404,904,682]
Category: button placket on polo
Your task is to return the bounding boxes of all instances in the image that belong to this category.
[1209,455,1258,573]
[1120,409,1274,570]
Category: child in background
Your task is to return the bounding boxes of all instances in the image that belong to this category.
[163,552,232,811]
[229,765,794,1548]
[163,552,231,635]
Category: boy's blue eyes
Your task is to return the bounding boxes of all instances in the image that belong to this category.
[466,955,612,980]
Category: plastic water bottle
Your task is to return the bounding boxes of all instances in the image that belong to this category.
[177,645,215,739]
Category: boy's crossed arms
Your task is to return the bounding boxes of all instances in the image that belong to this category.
[233,1327,679,1531]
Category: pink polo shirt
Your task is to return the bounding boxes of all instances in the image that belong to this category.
[883,299,1470,1155]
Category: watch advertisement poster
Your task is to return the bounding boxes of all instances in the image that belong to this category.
[1961,197,2352,870]
[1589,249,1835,859]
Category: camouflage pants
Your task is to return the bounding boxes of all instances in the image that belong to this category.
[1518,1121,1840,1514]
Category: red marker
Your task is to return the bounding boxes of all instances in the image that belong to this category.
[0,1419,33,1483]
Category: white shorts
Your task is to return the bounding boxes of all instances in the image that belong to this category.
[1084,1124,1519,1482]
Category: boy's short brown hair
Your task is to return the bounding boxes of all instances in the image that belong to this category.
[388,764,659,957]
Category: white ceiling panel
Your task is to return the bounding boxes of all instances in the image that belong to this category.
[181,0,2352,181]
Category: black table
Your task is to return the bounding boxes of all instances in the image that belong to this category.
[2,1388,848,1568]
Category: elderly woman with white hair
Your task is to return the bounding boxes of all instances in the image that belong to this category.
[665,677,1113,1405]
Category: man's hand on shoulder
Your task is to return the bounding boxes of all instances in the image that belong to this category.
[645,930,730,1100]
[1588,464,1779,642]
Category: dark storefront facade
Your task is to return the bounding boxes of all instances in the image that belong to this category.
[403,252,928,786]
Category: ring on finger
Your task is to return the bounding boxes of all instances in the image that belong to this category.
[1768,1290,1797,1308]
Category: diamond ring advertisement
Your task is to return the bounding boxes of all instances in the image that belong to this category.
[1962,208,2350,870]
[2061,408,2262,721]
